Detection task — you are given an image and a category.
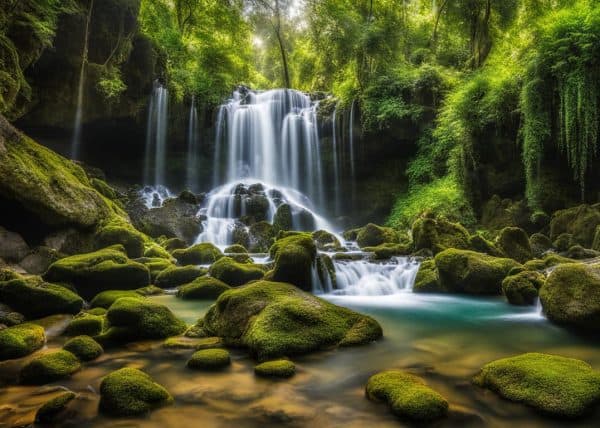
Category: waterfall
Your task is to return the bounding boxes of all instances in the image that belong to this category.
[186,95,200,191]
[332,103,341,216]
[349,99,357,206]
[143,81,169,187]
[70,0,94,160]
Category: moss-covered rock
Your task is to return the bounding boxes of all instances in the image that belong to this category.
[0,323,45,360]
[524,254,576,271]
[363,243,411,259]
[143,243,172,260]
[434,249,521,295]
[44,245,150,299]
[412,216,470,254]
[172,243,222,265]
[19,245,61,275]
[468,234,504,257]
[312,230,343,251]
[269,234,316,291]
[564,245,600,260]
[0,275,83,318]
[164,237,187,252]
[273,204,293,232]
[100,297,186,342]
[413,259,443,293]
[135,257,174,281]
[65,312,104,336]
[474,353,600,418]
[177,276,231,300]
[539,263,600,331]
[99,368,173,416]
[91,178,117,200]
[553,233,576,252]
[162,336,222,350]
[356,223,398,248]
[502,271,545,306]
[90,290,145,309]
[254,359,295,378]
[203,281,382,360]
[96,225,146,258]
[224,244,248,254]
[155,265,206,288]
[550,205,600,249]
[248,221,276,252]
[208,257,264,287]
[366,370,448,421]
[530,233,553,258]
[20,350,80,384]
[495,227,533,263]
[35,391,76,424]
[593,225,600,252]
[63,335,103,361]
[187,348,231,370]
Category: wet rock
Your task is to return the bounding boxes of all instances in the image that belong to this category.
[502,271,545,306]
[0,323,45,360]
[495,227,533,263]
[20,350,81,384]
[19,246,61,275]
[412,215,470,254]
[550,204,600,249]
[273,204,293,232]
[155,265,206,288]
[35,391,77,424]
[177,276,231,299]
[0,227,29,263]
[208,257,264,287]
[269,234,316,291]
[187,348,231,370]
[529,233,553,258]
[172,243,222,265]
[63,335,103,361]
[248,221,276,253]
[413,259,442,293]
[254,360,295,378]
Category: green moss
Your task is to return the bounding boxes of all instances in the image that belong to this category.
[172,243,222,265]
[35,391,76,423]
[87,307,107,316]
[248,221,276,252]
[163,238,187,252]
[203,281,382,360]
[496,227,533,263]
[63,335,103,361]
[135,257,174,281]
[254,359,295,378]
[362,243,410,260]
[312,230,343,251]
[0,323,45,360]
[91,178,117,200]
[273,204,293,232]
[539,263,600,331]
[100,297,186,342]
[187,348,231,370]
[434,249,522,295]
[269,234,316,291]
[144,243,173,260]
[474,353,600,418]
[177,276,231,299]
[593,225,600,252]
[96,225,147,259]
[65,312,104,336]
[366,370,448,421]
[550,205,600,249]
[224,244,248,254]
[524,254,576,271]
[90,290,145,309]
[530,233,553,258]
[208,257,264,287]
[0,275,83,318]
[19,350,80,384]
[412,216,471,254]
[469,234,504,257]
[356,224,398,248]
[136,285,164,296]
[502,271,545,306]
[162,336,222,350]
[44,245,150,299]
[155,265,206,288]
[99,368,173,416]
[413,259,443,293]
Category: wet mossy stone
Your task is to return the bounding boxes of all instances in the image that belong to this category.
[0,323,45,360]
[224,244,248,254]
[177,276,231,300]
[0,275,83,318]
[96,225,146,258]
[135,257,174,281]
[248,221,277,252]
[164,237,187,252]
[90,290,145,309]
[468,234,504,257]
[163,336,222,350]
[255,359,295,378]
[20,350,81,384]
[434,249,521,295]
[65,312,104,336]
[203,281,382,360]
[63,335,103,361]
[0,310,25,326]
[208,257,264,287]
[44,245,150,299]
[412,216,470,254]
[172,243,222,265]
[502,271,545,306]
[553,233,576,252]
[366,370,449,421]
[99,368,173,417]
[155,265,206,288]
[539,263,600,331]
[356,223,398,249]
[413,259,443,293]
[364,243,410,260]
[530,233,553,258]
[100,297,186,342]
[269,234,316,291]
[35,391,76,423]
[312,230,343,251]
[143,243,172,260]
[496,227,534,263]
[593,225,600,252]
[91,178,117,200]
[564,245,600,260]
[474,353,600,418]
[187,348,231,370]
[550,204,600,249]
[524,254,576,271]
[273,204,293,232]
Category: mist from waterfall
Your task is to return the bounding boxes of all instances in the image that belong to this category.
[186,95,200,192]
[143,81,169,187]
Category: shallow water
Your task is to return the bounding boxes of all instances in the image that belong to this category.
[1,293,600,427]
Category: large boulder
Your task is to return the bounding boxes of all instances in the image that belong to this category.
[434,249,521,295]
[187,348,231,370]
[63,335,103,361]
[172,243,222,265]
[495,227,533,263]
[90,290,145,309]
[0,323,45,360]
[19,246,61,275]
[550,204,600,249]
[474,353,600,418]
[177,276,231,300]
[480,196,534,231]
[502,271,545,306]
[208,257,264,287]
[202,281,382,360]
[529,233,553,258]
[99,368,173,416]
[412,216,470,254]
[248,221,276,252]
[19,350,81,384]
[44,245,150,299]
[539,263,600,331]
[95,225,146,258]
[155,265,206,288]
[413,259,442,293]
[269,234,316,291]
[0,227,29,262]
[64,312,105,336]
[355,223,398,248]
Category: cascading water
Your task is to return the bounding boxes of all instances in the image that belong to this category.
[186,95,200,192]
[331,103,341,216]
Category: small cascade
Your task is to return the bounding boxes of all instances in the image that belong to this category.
[143,81,169,188]
[348,99,357,207]
[186,95,200,191]
[139,185,172,209]
[331,103,341,216]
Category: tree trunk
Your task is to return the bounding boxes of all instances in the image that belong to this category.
[274,0,290,88]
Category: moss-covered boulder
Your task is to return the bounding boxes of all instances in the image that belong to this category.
[496,227,533,263]
[100,297,186,342]
[44,245,150,299]
[35,391,76,424]
[208,257,264,287]
[143,243,172,260]
[530,233,553,258]
[593,225,600,252]
[65,312,104,336]
[0,275,83,318]
[99,368,173,416]
[163,336,222,350]
[135,257,174,281]
[539,263,600,331]
[363,243,410,260]
[413,259,443,293]
[269,234,316,291]
[474,353,600,418]
[95,225,146,258]
[312,230,343,251]
[564,245,600,260]
[254,359,295,378]
[0,323,45,360]
[155,265,206,288]
[20,350,80,384]
[273,204,293,232]
[177,277,231,300]
[550,205,600,249]
[502,271,545,306]
[356,223,398,248]
[412,216,470,254]
[90,290,145,309]
[366,370,448,421]
[172,243,222,265]
[187,348,231,370]
[63,335,103,361]
[248,221,276,252]
[524,254,576,271]
[468,234,504,257]
[164,237,187,252]
[203,281,382,360]
[434,249,521,295]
